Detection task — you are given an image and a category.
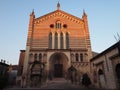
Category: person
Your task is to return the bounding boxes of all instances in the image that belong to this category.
[79,76,83,85]
[70,75,73,84]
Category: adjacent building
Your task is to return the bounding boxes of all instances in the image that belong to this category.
[0,60,9,75]
[8,64,18,86]
[16,50,25,86]
[90,41,120,89]
[0,60,18,86]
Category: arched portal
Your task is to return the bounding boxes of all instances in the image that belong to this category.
[49,53,68,78]
[115,63,120,88]
[98,69,105,88]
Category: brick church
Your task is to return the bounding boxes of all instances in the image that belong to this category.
[17,3,92,87]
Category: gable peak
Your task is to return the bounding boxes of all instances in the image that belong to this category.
[57,2,60,10]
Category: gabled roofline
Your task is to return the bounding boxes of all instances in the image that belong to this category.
[90,42,119,62]
[35,9,83,22]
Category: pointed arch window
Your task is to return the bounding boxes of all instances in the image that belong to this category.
[49,32,52,49]
[56,21,61,29]
[43,54,47,62]
[39,54,42,62]
[60,32,63,49]
[55,32,58,49]
[29,53,34,63]
[71,53,74,62]
[80,54,83,62]
[34,54,37,61]
[75,53,79,62]
[66,32,69,49]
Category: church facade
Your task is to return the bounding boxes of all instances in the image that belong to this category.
[20,3,92,87]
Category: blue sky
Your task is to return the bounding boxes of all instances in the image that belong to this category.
[0,0,120,65]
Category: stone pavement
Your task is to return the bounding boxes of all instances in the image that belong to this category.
[40,78,81,89]
[5,78,106,90]
[39,78,102,90]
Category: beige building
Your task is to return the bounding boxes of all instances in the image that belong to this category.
[19,3,92,87]
[90,41,120,89]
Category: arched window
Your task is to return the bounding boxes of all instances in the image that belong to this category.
[80,54,83,62]
[56,21,61,29]
[49,32,52,49]
[84,53,88,61]
[71,53,74,62]
[55,32,58,49]
[34,53,37,61]
[98,69,105,87]
[115,64,120,80]
[43,54,47,62]
[98,69,104,75]
[66,32,69,49]
[75,53,79,62]
[29,53,34,63]
[39,54,42,62]
[60,32,63,49]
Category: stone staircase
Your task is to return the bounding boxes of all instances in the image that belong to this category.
[40,78,81,89]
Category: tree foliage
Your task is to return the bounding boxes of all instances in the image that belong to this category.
[0,75,8,90]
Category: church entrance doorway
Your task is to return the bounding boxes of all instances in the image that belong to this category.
[49,52,68,78]
[54,64,63,77]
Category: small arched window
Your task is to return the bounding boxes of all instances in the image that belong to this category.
[55,32,58,49]
[43,54,47,62]
[29,53,34,63]
[39,54,42,62]
[56,21,61,29]
[71,53,74,62]
[34,54,37,61]
[98,69,104,75]
[49,32,52,49]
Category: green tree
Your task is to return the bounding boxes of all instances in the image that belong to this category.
[82,73,91,87]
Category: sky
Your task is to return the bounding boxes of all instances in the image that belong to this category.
[0,0,120,65]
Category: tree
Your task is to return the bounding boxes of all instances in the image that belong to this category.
[81,73,91,87]
[0,75,8,90]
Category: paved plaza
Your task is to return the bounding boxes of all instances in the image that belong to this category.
[4,78,108,90]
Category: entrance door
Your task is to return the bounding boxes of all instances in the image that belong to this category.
[54,64,63,77]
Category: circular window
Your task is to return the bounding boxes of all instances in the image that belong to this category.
[50,24,54,28]
[63,24,67,28]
